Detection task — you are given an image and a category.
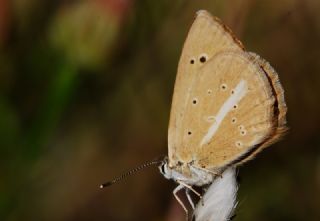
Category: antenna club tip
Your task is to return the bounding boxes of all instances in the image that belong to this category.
[100,182,112,188]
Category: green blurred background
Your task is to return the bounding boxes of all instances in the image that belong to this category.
[0,0,319,220]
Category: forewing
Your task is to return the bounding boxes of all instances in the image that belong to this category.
[168,10,244,166]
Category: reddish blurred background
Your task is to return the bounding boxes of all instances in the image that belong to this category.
[0,0,320,220]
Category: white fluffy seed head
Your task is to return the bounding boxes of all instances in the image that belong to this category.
[193,167,238,221]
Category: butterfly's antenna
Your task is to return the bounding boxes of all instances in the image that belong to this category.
[99,157,165,189]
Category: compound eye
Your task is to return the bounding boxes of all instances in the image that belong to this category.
[160,163,166,174]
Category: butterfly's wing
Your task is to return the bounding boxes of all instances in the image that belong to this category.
[234,52,287,165]
[168,10,244,166]
[168,10,287,170]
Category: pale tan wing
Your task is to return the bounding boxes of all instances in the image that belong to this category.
[170,50,282,169]
[168,10,244,166]
[235,52,288,165]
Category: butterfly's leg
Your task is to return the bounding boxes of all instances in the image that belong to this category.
[185,188,195,209]
[173,184,188,219]
[177,180,202,199]
[210,170,223,178]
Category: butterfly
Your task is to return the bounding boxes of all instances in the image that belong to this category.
[100,9,287,221]
[158,9,287,218]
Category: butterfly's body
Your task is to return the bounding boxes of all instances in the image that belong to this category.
[160,157,215,186]
[159,10,287,217]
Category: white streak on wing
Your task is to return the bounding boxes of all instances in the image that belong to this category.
[200,80,248,146]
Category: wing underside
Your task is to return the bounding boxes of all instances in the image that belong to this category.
[167,10,287,170]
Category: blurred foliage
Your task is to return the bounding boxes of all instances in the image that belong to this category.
[0,0,320,221]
